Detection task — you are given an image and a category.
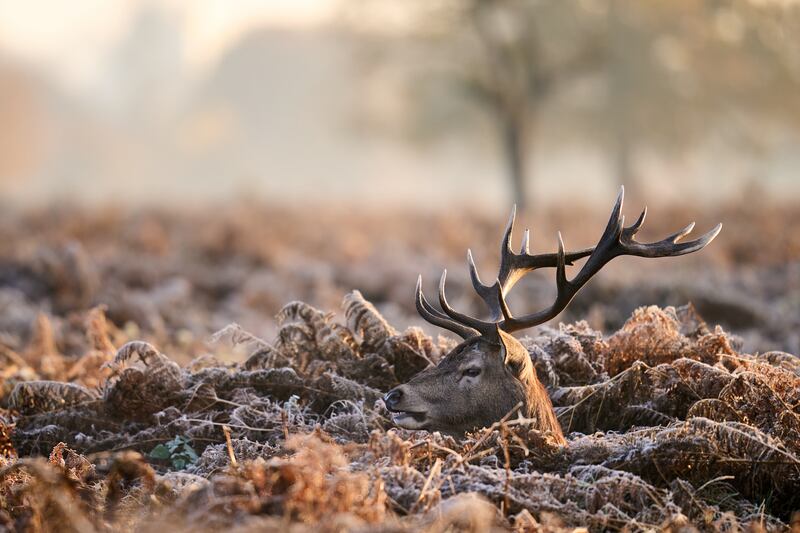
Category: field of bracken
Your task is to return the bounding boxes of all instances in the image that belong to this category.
[0,198,799,531]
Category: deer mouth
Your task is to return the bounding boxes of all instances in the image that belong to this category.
[389,410,428,429]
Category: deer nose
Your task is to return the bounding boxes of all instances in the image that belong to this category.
[383,388,403,410]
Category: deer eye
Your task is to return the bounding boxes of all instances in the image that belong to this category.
[462,367,481,378]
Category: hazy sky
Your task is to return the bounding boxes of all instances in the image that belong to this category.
[0,0,338,91]
[0,0,797,207]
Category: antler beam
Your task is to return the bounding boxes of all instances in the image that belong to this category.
[467,204,594,321]
[416,186,722,340]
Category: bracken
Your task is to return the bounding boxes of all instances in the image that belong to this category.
[0,294,797,531]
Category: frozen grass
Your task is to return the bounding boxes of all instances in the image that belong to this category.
[0,204,799,531]
[0,294,798,531]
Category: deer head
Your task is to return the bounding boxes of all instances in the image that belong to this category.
[383,187,721,441]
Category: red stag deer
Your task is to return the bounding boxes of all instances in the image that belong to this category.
[383,187,721,442]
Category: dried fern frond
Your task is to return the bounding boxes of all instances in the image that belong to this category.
[343,290,397,348]
[209,323,270,351]
[85,305,116,355]
[8,381,98,415]
[686,399,743,423]
[113,340,161,365]
[605,306,689,375]
[24,312,59,363]
[275,301,357,362]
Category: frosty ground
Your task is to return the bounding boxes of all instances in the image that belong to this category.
[0,203,798,531]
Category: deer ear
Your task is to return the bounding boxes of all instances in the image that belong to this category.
[496,327,530,376]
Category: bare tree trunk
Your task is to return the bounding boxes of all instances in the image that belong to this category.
[469,2,533,211]
[501,108,528,211]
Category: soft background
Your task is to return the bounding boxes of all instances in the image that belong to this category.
[1,4,800,529]
[1,0,798,358]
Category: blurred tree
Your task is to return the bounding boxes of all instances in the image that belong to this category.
[348,0,606,211]
[455,1,606,210]
[572,0,800,196]
[594,0,800,194]
[348,0,800,206]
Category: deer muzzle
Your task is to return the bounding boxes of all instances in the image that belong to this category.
[383,385,429,429]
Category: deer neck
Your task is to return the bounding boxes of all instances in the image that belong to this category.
[518,365,567,446]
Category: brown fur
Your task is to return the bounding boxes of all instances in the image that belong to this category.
[384,331,565,444]
[496,329,565,444]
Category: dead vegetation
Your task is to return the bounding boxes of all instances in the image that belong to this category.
[0,295,798,531]
[0,204,799,531]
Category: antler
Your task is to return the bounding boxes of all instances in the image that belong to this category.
[467,204,593,321]
[416,186,722,340]
[415,276,481,340]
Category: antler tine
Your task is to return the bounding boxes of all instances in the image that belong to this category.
[521,229,530,254]
[621,220,722,257]
[628,206,647,234]
[437,270,496,337]
[599,185,626,245]
[556,231,568,288]
[415,276,481,340]
[467,206,594,321]
[495,279,513,321]
[466,249,497,312]
[502,204,517,254]
[500,186,722,333]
